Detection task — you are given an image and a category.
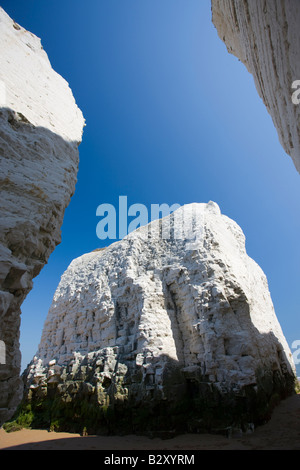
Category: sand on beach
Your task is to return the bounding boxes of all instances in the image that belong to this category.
[0,393,299,450]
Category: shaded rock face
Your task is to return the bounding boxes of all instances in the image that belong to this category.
[23,203,296,435]
[211,0,300,174]
[0,8,84,425]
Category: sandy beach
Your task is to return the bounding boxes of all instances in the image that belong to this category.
[0,393,299,450]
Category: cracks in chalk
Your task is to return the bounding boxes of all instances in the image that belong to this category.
[164,284,185,365]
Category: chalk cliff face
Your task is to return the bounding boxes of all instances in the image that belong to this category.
[23,203,296,435]
[0,8,84,425]
[211,0,300,174]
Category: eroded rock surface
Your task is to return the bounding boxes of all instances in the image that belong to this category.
[23,203,296,435]
[0,8,84,425]
[212,0,300,174]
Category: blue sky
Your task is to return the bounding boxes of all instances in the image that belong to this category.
[1,0,299,374]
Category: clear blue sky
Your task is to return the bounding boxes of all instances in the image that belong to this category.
[1,0,299,374]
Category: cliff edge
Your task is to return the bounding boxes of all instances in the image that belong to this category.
[0,8,85,425]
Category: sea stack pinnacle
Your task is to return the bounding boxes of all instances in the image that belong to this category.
[23,203,296,435]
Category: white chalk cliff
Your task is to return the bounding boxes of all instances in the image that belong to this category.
[0,8,84,425]
[25,203,296,434]
[212,0,300,174]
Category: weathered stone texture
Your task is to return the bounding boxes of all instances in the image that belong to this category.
[212,0,300,173]
[0,8,84,425]
[23,203,296,435]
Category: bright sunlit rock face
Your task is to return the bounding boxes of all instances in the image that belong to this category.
[212,0,300,174]
[24,203,296,434]
[0,7,84,425]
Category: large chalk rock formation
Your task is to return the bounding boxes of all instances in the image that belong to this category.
[23,203,296,435]
[0,8,84,425]
[211,0,300,174]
